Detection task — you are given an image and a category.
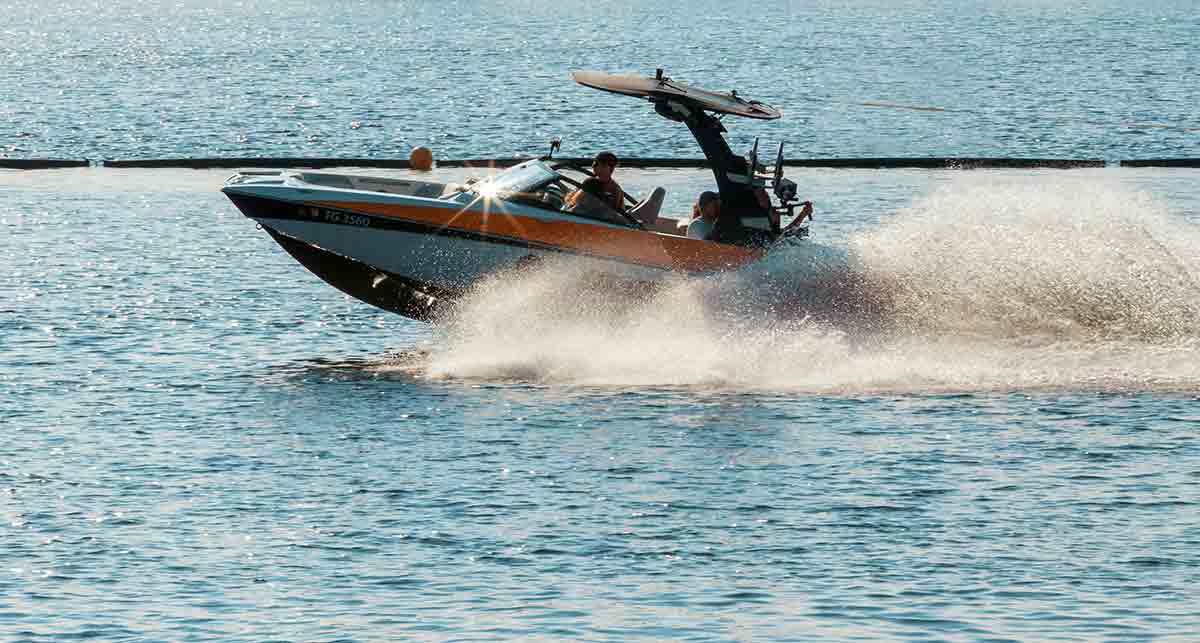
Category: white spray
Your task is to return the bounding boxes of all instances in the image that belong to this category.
[418,174,1200,393]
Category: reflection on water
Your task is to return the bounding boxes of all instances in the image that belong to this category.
[3,166,1199,642]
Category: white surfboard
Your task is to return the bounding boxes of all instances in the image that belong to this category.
[571,70,782,120]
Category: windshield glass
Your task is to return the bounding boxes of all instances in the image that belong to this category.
[474,161,559,196]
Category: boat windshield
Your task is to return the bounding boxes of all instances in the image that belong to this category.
[467,160,635,227]
[473,161,559,197]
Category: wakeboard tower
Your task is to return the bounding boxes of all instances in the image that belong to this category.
[572,69,812,244]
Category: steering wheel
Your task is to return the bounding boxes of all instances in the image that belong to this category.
[540,183,565,209]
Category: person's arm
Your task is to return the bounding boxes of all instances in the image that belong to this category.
[563,189,582,209]
[755,186,770,208]
[756,187,778,228]
[613,182,626,211]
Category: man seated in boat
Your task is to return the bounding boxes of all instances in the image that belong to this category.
[564,178,608,214]
[686,191,720,240]
[588,151,625,212]
[689,187,767,244]
[563,178,632,226]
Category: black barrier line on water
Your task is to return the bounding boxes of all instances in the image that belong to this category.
[434,158,537,168]
[441,158,707,168]
[575,157,1106,169]
[0,159,90,169]
[101,157,576,169]
[98,157,1108,170]
[1120,159,1200,168]
[780,157,1106,169]
[104,157,589,169]
[103,158,418,169]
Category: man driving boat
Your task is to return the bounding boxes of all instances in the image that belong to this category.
[589,151,625,212]
[563,178,607,214]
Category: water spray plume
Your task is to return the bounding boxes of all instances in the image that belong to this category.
[414,175,1200,393]
[852,175,1200,341]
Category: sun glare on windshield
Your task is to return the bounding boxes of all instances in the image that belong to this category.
[475,180,501,200]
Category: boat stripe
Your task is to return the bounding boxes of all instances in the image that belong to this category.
[232,193,688,272]
[311,199,764,272]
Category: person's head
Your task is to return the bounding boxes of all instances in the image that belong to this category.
[592,151,618,182]
[697,191,720,221]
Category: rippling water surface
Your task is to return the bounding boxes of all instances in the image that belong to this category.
[4,1,1200,641]
[1,0,1198,161]
[4,166,1199,641]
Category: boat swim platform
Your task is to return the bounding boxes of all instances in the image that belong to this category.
[6,157,1200,170]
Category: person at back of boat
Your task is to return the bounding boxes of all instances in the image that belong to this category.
[714,155,776,245]
[686,191,721,241]
[589,151,625,212]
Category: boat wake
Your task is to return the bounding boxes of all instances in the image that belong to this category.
[415,175,1200,393]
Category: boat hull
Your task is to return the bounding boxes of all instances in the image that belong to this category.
[221,170,831,323]
[259,224,448,321]
[225,191,699,321]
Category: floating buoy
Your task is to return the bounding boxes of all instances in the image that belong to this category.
[409,146,434,171]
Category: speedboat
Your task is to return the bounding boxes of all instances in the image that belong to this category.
[222,69,826,321]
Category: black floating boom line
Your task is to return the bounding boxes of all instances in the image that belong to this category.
[0,158,90,169]
[433,158,538,168]
[103,157,418,169]
[95,156,1108,170]
[780,157,1106,169]
[1119,158,1200,168]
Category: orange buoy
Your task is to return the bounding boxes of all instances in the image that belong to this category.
[409,146,434,171]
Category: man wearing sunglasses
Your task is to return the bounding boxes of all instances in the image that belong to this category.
[589,151,626,212]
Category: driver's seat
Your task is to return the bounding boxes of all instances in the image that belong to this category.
[628,187,665,226]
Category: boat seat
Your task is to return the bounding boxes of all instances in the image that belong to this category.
[643,216,689,235]
[628,187,665,226]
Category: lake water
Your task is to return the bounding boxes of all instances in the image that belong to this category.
[3,1,1200,642]
[2,0,1198,163]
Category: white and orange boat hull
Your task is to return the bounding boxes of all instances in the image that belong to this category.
[222,168,766,321]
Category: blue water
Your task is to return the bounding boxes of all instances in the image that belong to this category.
[4,1,1200,641]
[1,0,1198,162]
